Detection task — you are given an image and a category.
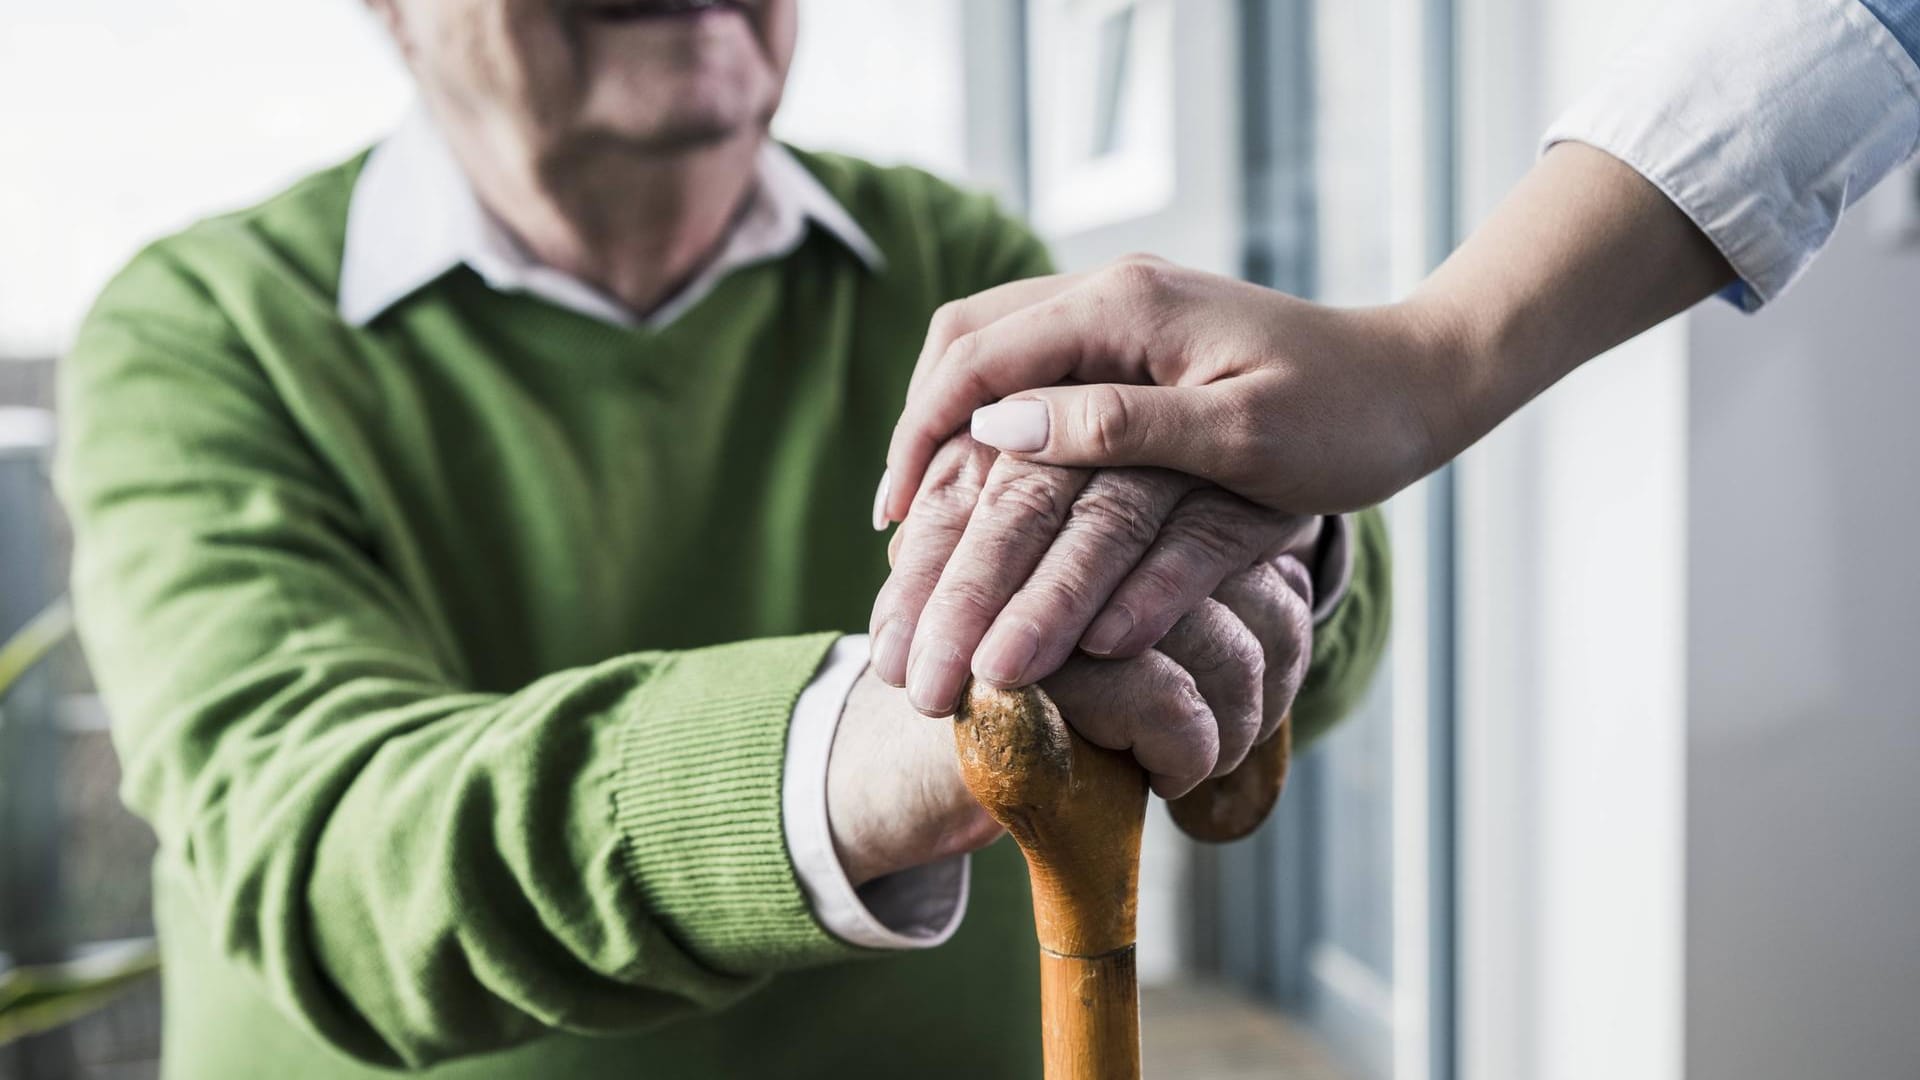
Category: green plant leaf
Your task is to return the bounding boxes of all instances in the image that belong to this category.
[0,596,73,698]
[0,939,160,1044]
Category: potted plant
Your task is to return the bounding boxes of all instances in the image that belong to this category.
[0,598,159,1045]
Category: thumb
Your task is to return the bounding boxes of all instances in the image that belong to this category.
[969,383,1239,481]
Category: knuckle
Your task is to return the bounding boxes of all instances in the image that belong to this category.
[1211,613,1267,700]
[916,482,978,529]
[1079,383,1135,459]
[1101,257,1186,342]
[943,328,982,368]
[1164,497,1255,568]
[1123,562,1192,625]
[1272,554,1315,600]
[1106,256,1172,304]
[1245,558,1289,597]
[1065,482,1162,552]
[979,466,1076,524]
[923,436,978,488]
[1172,602,1237,673]
[924,576,1004,627]
[1014,572,1090,621]
[1148,654,1205,711]
[1229,628,1266,693]
[928,299,970,343]
[919,441,996,515]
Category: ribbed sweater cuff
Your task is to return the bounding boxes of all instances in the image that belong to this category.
[611,632,858,975]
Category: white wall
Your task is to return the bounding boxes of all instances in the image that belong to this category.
[1460,3,1920,1078]
[0,0,971,361]
[778,0,968,177]
[1684,173,1920,1080]
[1455,2,1687,1079]
[0,0,409,358]
[1036,0,1242,275]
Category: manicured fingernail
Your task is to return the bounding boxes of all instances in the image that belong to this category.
[907,643,967,715]
[871,470,892,531]
[971,400,1049,452]
[975,622,1039,687]
[871,619,910,686]
[1082,606,1135,656]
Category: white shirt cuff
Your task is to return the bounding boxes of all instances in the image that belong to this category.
[1541,0,1920,311]
[782,633,969,950]
[1309,514,1356,625]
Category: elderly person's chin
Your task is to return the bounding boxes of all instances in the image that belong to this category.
[571,0,787,148]
[578,63,782,153]
[373,0,792,156]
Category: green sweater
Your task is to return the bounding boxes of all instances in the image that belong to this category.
[55,147,1391,1078]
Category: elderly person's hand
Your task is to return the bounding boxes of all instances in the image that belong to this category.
[869,435,1319,713]
[829,552,1312,886]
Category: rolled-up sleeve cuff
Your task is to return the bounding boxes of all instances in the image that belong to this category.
[1309,514,1356,625]
[782,634,969,950]
[1541,0,1920,311]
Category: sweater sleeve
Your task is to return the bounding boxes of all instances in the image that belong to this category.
[1292,507,1392,748]
[55,247,863,1070]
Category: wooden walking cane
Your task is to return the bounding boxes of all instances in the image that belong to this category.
[954,680,1291,1080]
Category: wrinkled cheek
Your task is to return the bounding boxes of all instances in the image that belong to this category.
[758,0,799,81]
[493,6,587,131]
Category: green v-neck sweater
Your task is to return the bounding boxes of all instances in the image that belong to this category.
[54,146,1391,1078]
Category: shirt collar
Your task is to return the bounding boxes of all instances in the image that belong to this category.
[338,106,883,328]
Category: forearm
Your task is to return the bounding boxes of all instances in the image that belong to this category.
[1401,142,1733,465]
[1402,0,1920,462]
[109,631,853,1068]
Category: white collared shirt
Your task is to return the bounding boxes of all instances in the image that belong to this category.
[1543,0,1920,311]
[340,107,961,952]
[341,106,884,327]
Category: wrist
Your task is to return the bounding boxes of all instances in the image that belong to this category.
[828,669,1001,887]
[1355,295,1483,482]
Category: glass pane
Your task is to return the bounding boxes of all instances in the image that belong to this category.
[1294,0,1403,1069]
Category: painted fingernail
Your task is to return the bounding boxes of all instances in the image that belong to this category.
[871,619,911,686]
[971,400,1049,452]
[871,470,892,531]
[975,622,1040,687]
[907,643,967,715]
[1082,606,1135,657]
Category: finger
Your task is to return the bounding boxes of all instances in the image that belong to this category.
[1042,650,1219,798]
[906,273,1088,402]
[1082,489,1316,659]
[969,381,1257,483]
[867,436,998,686]
[880,274,1092,529]
[1210,560,1314,744]
[903,456,1090,716]
[1154,599,1265,778]
[882,261,1171,525]
[972,468,1201,689]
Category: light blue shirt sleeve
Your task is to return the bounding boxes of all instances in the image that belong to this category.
[1542,0,1920,311]
[1861,0,1920,65]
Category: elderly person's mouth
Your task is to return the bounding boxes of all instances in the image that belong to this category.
[577,0,749,23]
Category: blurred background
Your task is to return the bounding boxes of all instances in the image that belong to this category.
[4,1,1919,1078]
